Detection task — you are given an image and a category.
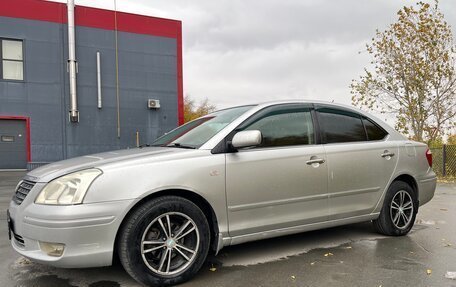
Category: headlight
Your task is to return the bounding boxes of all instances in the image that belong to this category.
[35,169,102,205]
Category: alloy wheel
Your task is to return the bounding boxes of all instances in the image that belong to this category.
[140,212,200,276]
[389,190,414,230]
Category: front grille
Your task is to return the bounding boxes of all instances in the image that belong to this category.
[12,180,36,205]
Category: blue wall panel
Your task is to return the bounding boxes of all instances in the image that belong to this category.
[0,16,179,165]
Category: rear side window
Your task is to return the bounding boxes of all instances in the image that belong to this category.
[317,109,366,143]
[241,106,314,148]
[363,118,388,141]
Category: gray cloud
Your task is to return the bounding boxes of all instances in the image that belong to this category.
[50,0,456,111]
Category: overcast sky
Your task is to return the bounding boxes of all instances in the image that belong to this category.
[49,0,456,113]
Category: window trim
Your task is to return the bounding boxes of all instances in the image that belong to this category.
[0,37,25,82]
[212,103,318,153]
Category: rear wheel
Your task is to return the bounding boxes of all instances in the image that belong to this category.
[373,181,417,236]
[118,196,210,286]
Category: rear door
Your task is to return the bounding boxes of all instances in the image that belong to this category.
[316,107,398,220]
[225,104,328,237]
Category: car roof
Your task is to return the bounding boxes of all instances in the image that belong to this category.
[211,100,369,117]
[255,99,355,110]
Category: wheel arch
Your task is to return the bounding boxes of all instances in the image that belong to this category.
[374,173,420,214]
[393,174,419,200]
[112,189,220,264]
[372,173,420,236]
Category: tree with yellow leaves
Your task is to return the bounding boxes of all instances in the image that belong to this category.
[183,95,216,123]
[447,134,456,145]
[351,1,456,144]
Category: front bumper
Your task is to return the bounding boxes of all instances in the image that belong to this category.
[9,195,134,268]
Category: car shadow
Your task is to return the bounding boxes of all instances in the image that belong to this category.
[11,221,385,286]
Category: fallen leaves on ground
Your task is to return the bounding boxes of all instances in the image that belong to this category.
[324,252,334,257]
[14,257,32,267]
[426,269,432,275]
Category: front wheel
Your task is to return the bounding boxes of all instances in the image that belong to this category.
[373,181,417,236]
[118,196,210,286]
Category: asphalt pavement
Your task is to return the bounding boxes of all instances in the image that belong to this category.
[1,171,455,287]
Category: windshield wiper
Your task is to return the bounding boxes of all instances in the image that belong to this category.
[138,144,150,148]
[167,143,196,149]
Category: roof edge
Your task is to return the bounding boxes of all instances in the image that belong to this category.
[0,0,182,39]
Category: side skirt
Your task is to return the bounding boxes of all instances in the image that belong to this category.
[218,213,379,250]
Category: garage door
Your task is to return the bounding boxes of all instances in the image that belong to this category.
[0,119,27,169]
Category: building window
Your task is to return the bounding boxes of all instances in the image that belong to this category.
[1,39,24,81]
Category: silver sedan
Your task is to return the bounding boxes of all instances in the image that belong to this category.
[8,101,436,286]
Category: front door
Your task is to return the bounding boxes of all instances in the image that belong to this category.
[225,104,328,237]
[0,119,27,169]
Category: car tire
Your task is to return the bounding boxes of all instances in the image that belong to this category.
[118,196,210,286]
[373,181,418,236]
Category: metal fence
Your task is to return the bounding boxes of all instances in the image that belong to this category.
[430,145,456,178]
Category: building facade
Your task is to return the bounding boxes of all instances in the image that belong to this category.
[0,0,183,169]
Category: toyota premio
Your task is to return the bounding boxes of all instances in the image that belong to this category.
[8,101,436,286]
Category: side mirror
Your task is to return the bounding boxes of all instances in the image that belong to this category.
[231,130,262,149]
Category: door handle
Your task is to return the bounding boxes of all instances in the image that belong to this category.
[381,151,395,158]
[306,158,325,165]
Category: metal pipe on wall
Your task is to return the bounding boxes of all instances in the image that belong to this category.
[67,0,79,122]
[114,0,121,138]
[96,51,102,109]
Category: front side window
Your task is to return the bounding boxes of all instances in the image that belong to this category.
[1,39,24,81]
[239,105,314,148]
[317,108,366,143]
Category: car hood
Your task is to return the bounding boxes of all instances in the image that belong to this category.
[25,147,188,183]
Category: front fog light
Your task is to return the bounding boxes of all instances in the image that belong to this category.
[39,242,65,257]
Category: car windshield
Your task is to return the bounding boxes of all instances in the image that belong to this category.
[151,105,254,149]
